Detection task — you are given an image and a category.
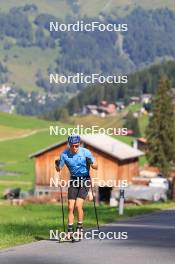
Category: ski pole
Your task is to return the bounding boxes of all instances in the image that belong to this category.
[89,176,100,231]
[60,178,66,232]
[55,160,65,232]
[86,158,100,231]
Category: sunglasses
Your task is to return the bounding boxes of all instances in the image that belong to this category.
[70,144,80,148]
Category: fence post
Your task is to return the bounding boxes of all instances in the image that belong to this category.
[119,189,125,215]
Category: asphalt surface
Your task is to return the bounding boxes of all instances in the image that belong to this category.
[0,209,175,264]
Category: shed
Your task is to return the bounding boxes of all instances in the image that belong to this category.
[30,134,144,201]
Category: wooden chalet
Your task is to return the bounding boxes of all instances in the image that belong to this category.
[30,134,144,202]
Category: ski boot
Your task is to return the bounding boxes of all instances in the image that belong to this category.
[59,224,74,243]
[75,223,84,241]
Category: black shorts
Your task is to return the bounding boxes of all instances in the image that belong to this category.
[68,177,91,200]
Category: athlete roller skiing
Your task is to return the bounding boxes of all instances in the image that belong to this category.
[55,134,98,241]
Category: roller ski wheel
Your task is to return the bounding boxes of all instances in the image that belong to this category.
[74,227,84,241]
[59,232,74,243]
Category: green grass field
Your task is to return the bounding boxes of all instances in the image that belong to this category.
[71,110,148,147]
[0,112,67,197]
[0,201,175,249]
[71,114,123,129]
[71,114,138,146]
[0,125,32,140]
[0,112,53,129]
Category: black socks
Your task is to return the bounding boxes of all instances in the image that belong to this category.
[76,222,83,231]
[67,223,83,232]
[67,224,74,233]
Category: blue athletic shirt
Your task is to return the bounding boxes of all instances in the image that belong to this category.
[59,147,95,178]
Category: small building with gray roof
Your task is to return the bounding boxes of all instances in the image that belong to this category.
[30,134,144,201]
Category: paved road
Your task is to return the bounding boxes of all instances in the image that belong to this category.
[0,209,175,264]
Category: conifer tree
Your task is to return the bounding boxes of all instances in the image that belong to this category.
[146,77,175,177]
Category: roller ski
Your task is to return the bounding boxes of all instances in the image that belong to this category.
[59,224,82,243]
[75,223,84,241]
[59,232,82,243]
[59,232,75,243]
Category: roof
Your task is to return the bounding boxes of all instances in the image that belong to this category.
[29,141,67,158]
[29,134,144,161]
[81,134,144,160]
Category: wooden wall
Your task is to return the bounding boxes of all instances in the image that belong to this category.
[35,143,69,186]
[35,143,139,187]
[86,144,139,185]
[118,158,139,184]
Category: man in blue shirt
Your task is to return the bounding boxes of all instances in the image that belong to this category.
[55,134,98,238]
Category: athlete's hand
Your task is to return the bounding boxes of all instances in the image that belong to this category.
[55,159,61,172]
[55,159,60,166]
[86,157,98,170]
[86,157,93,165]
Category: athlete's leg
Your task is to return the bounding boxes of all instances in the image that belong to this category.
[66,199,76,239]
[75,178,90,223]
[75,197,84,223]
[68,199,76,224]
[67,181,78,225]
[75,198,85,239]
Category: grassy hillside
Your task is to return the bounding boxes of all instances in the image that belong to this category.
[0,125,32,140]
[71,114,123,129]
[0,44,58,92]
[0,112,53,129]
[79,0,175,16]
[1,47,58,92]
[0,112,68,197]
[71,114,136,145]
[1,0,175,17]
[0,0,71,18]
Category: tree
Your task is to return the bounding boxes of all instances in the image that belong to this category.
[54,108,69,122]
[124,111,141,137]
[145,77,175,177]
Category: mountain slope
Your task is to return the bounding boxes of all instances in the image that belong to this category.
[1,0,175,17]
[0,2,175,115]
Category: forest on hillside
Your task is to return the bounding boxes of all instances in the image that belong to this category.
[47,60,175,119]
